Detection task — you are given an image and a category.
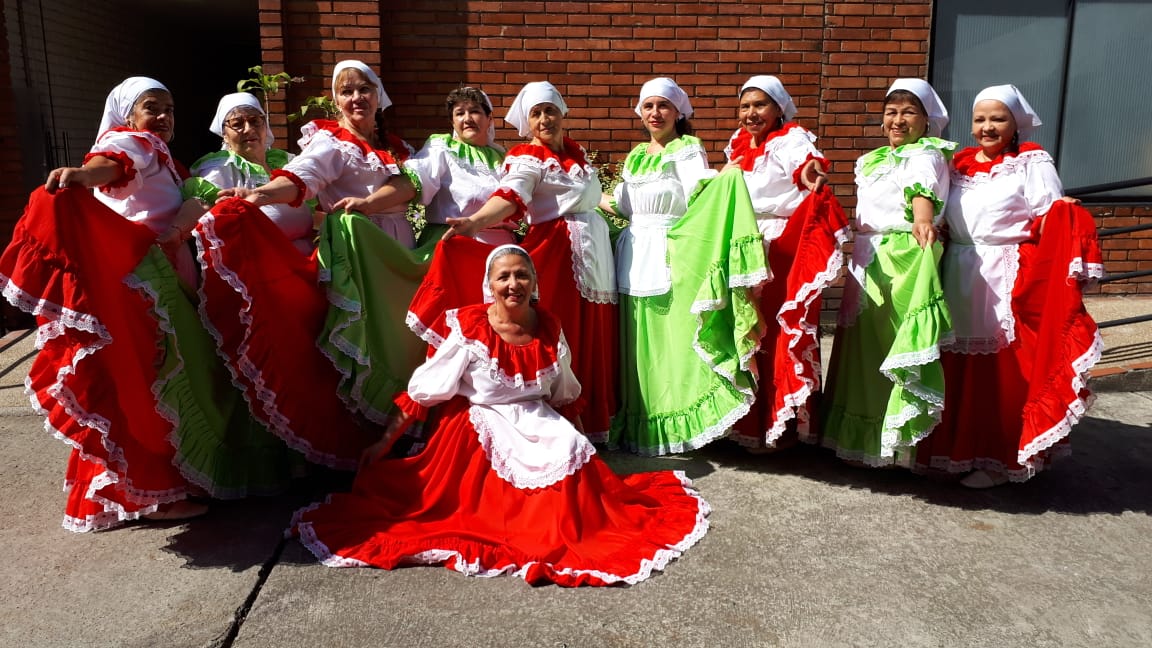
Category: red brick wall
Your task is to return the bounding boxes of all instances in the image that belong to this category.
[1089,205,1152,295]
[256,0,1151,305]
[0,5,23,244]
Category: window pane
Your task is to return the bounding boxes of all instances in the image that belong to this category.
[931,0,1068,155]
[1058,0,1152,196]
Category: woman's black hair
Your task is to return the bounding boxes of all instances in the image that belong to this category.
[675,117,693,136]
[446,86,492,116]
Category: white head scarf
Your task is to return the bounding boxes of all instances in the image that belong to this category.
[210,92,274,149]
[886,78,950,137]
[482,244,540,304]
[635,77,693,119]
[505,81,568,138]
[97,76,169,136]
[739,75,797,122]
[331,60,392,111]
[973,84,1043,141]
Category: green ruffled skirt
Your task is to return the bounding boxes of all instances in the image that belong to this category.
[317,213,442,424]
[821,232,952,465]
[134,246,297,498]
[610,170,767,455]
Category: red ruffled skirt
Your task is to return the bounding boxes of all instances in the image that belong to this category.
[195,199,372,469]
[731,189,849,449]
[0,188,189,530]
[292,396,709,586]
[409,219,618,441]
[915,202,1103,480]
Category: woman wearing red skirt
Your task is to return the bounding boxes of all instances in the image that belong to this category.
[914,85,1102,487]
[292,245,708,586]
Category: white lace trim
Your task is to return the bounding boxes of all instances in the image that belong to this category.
[912,327,1101,482]
[943,243,1020,355]
[762,224,851,446]
[913,444,1072,482]
[195,215,360,469]
[0,274,109,340]
[564,213,618,304]
[1017,329,1102,466]
[300,123,401,176]
[468,406,596,490]
[952,148,1054,188]
[822,433,916,468]
[314,252,393,427]
[1068,258,1105,284]
[502,151,595,181]
[618,402,745,456]
[442,309,568,390]
[298,471,710,585]
[406,310,445,348]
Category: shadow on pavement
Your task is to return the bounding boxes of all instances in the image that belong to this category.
[681,413,1152,517]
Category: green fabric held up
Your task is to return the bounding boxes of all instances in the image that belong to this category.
[132,245,297,498]
[317,212,441,425]
[822,232,952,466]
[610,169,767,455]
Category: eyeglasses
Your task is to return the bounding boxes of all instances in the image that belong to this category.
[224,116,266,132]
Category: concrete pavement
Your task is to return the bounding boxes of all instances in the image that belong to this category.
[0,297,1150,647]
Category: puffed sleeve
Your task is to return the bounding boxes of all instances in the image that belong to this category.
[498,157,545,207]
[1023,151,1064,218]
[406,337,473,408]
[743,127,822,219]
[672,145,717,205]
[900,149,951,225]
[281,131,346,201]
[85,131,155,197]
[549,331,585,420]
[403,137,443,205]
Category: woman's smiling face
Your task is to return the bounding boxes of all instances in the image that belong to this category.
[737,88,783,144]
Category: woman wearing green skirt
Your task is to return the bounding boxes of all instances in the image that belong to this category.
[602,78,768,455]
[821,79,956,466]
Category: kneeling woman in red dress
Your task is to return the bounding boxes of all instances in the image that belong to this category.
[292,245,710,586]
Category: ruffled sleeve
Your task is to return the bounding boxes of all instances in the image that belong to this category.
[405,329,473,408]
[498,145,547,207]
[86,130,155,196]
[899,144,951,225]
[670,137,717,205]
[282,129,346,202]
[1022,146,1064,218]
[403,136,443,203]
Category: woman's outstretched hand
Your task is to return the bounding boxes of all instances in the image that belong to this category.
[332,196,369,214]
[442,216,481,240]
[800,159,828,192]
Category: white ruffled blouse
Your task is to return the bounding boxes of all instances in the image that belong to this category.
[406,306,594,490]
[942,144,1065,353]
[88,129,183,235]
[613,135,716,296]
[284,120,416,246]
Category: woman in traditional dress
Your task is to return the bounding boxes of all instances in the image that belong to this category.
[420,81,618,441]
[337,85,514,247]
[602,78,767,455]
[209,60,435,467]
[186,92,317,254]
[0,77,280,529]
[292,245,709,587]
[723,75,850,452]
[820,79,956,467]
[914,85,1102,487]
